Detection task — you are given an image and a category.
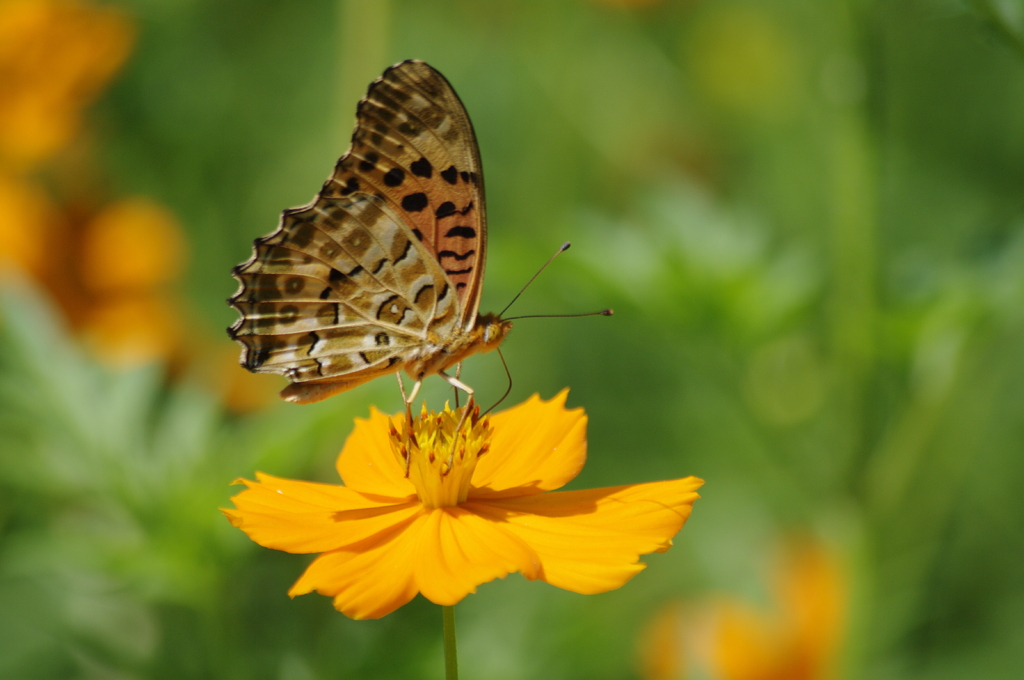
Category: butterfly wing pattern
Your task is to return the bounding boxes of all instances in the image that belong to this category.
[228,60,511,404]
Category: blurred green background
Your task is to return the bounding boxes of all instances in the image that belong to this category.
[2,0,1024,678]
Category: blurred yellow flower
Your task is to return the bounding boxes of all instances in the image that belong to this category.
[225,391,703,619]
[639,540,846,680]
[0,171,56,277]
[80,291,183,367]
[80,198,185,293]
[0,182,192,368]
[73,197,189,366]
[0,0,134,169]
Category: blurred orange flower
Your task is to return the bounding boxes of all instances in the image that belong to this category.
[225,391,704,619]
[0,0,184,369]
[80,198,185,293]
[0,0,134,169]
[73,198,188,365]
[0,171,55,277]
[639,540,847,680]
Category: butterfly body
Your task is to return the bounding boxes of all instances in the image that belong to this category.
[403,312,512,380]
[228,60,508,405]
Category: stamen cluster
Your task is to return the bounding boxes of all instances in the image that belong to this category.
[388,404,491,508]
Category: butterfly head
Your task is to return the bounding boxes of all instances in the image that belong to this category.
[475,312,513,351]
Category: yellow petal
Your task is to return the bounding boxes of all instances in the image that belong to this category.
[471,390,587,498]
[413,508,541,605]
[289,507,543,618]
[335,408,416,499]
[224,472,420,554]
[289,517,423,620]
[467,477,703,593]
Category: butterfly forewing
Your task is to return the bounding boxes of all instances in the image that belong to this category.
[229,60,490,403]
[324,60,487,329]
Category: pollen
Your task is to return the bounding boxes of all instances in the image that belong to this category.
[387,403,491,508]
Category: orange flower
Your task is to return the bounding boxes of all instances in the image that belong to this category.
[0,171,55,277]
[0,0,134,169]
[225,391,703,619]
[639,540,846,680]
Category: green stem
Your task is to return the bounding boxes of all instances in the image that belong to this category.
[443,605,459,680]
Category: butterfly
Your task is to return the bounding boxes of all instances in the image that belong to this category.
[227,60,511,407]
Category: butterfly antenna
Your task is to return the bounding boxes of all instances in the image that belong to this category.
[499,242,571,318]
[503,309,613,321]
[483,348,513,417]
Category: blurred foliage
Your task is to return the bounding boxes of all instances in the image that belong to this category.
[1,0,1024,678]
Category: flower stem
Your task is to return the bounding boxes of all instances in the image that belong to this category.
[442,605,459,680]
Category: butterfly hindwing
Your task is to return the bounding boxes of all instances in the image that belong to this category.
[229,194,459,385]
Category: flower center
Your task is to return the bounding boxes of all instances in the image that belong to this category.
[387,403,491,508]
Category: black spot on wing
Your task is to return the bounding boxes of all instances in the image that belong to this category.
[437,283,449,301]
[383,167,405,187]
[340,177,359,196]
[255,302,276,328]
[394,238,412,263]
[401,193,428,212]
[330,265,363,282]
[435,201,456,219]
[306,331,320,355]
[445,226,476,239]
[441,165,458,185]
[397,121,420,137]
[358,152,378,171]
[444,267,473,276]
[439,249,475,261]
[377,294,399,320]
[279,305,300,325]
[372,258,387,274]
[246,347,271,370]
[410,157,432,178]
[412,228,424,241]
[414,284,434,304]
[319,286,332,299]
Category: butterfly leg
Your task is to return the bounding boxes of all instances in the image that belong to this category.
[396,372,422,425]
[395,374,424,478]
[438,370,475,473]
[406,378,423,409]
[453,362,463,408]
